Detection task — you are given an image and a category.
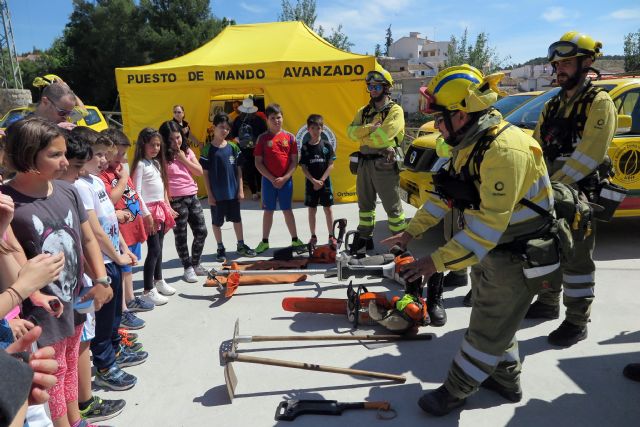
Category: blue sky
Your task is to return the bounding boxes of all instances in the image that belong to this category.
[8,0,640,65]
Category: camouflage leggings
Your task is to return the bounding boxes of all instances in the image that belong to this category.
[170,195,208,268]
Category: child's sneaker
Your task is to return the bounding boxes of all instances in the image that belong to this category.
[254,241,269,254]
[155,279,176,296]
[183,266,198,283]
[216,248,227,262]
[94,364,137,391]
[118,328,138,343]
[126,296,154,312]
[140,288,168,306]
[237,243,257,257]
[119,311,145,330]
[328,235,338,248]
[291,238,307,254]
[193,264,209,276]
[308,235,318,247]
[120,333,144,352]
[80,395,126,423]
[115,345,148,368]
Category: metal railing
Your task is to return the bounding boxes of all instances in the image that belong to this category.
[102,111,123,128]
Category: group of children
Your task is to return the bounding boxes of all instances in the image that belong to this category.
[0,101,338,426]
[202,103,337,261]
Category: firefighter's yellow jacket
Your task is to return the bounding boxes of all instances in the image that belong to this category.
[533,83,617,184]
[347,100,405,154]
[406,111,553,273]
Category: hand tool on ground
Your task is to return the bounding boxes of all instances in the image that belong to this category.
[230,318,431,351]
[274,399,397,421]
[223,351,406,401]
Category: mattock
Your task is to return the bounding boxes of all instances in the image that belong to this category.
[222,318,407,402]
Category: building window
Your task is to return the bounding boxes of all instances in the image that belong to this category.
[400,66,405,71]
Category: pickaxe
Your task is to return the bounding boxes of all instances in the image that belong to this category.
[222,319,408,402]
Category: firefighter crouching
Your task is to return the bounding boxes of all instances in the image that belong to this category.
[526,31,618,347]
[347,68,406,254]
[383,65,558,416]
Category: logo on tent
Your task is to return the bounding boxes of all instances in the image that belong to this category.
[295,124,337,153]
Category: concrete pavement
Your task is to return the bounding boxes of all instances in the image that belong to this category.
[103,198,640,427]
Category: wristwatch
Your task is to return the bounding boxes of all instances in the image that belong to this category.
[95,276,112,287]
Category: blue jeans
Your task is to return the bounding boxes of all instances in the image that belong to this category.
[90,262,123,370]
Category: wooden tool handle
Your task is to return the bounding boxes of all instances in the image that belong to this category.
[251,334,431,342]
[224,352,406,383]
[363,401,391,410]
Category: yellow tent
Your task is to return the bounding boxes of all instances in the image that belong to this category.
[115,21,377,202]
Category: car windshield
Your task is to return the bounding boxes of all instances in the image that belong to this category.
[505,83,617,130]
[505,88,560,130]
[493,94,535,116]
[0,109,28,128]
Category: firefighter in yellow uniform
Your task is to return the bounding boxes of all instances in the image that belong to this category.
[384,65,557,416]
[347,68,406,252]
[526,32,617,347]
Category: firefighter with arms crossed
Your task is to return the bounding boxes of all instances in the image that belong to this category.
[384,65,557,416]
[525,32,617,347]
[347,68,406,252]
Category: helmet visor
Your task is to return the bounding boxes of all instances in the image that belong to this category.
[419,87,442,114]
[547,41,578,61]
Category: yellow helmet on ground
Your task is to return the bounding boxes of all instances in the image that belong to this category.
[366,67,393,86]
[420,65,505,113]
[547,31,603,63]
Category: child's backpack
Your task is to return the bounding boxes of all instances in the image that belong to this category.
[238,117,254,149]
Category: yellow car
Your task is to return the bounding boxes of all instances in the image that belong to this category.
[0,105,108,132]
[400,91,544,206]
[400,79,640,218]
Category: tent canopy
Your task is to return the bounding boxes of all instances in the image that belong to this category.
[116,21,378,202]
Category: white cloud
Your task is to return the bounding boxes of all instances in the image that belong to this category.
[239,2,264,14]
[609,8,640,20]
[541,7,567,22]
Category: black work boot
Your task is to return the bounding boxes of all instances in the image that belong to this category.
[418,385,466,416]
[623,363,640,382]
[548,320,587,347]
[349,235,373,258]
[463,290,472,307]
[480,376,523,402]
[525,300,559,319]
[443,271,468,288]
[427,273,447,326]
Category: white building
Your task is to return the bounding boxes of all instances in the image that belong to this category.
[388,32,450,69]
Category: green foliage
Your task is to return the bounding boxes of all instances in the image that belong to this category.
[444,28,509,72]
[18,0,232,110]
[374,44,382,57]
[278,0,317,25]
[385,25,393,56]
[278,0,353,51]
[624,29,640,72]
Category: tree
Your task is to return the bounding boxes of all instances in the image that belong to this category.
[53,0,231,109]
[624,29,640,72]
[278,0,353,51]
[444,28,509,72]
[374,44,382,57]
[385,25,393,56]
[278,0,316,25]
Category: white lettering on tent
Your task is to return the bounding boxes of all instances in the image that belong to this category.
[213,69,266,81]
[126,73,177,84]
[283,64,364,79]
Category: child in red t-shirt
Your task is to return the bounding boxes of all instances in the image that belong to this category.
[100,129,155,314]
[253,103,305,255]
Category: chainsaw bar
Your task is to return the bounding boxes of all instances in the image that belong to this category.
[282,297,347,314]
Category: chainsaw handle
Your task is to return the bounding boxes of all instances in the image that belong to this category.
[364,401,391,411]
